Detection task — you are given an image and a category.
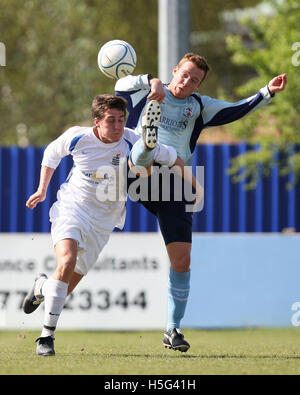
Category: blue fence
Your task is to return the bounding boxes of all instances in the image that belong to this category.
[1,144,299,233]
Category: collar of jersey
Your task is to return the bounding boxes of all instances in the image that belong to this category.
[165,87,191,104]
[91,127,122,147]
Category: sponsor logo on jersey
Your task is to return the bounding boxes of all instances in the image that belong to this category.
[160,116,188,130]
[92,172,108,181]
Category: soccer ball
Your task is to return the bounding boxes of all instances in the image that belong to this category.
[97,40,137,79]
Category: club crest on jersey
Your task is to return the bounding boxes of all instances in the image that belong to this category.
[183,105,193,118]
[111,153,121,166]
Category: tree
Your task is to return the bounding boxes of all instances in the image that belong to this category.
[190,0,262,98]
[223,0,300,186]
[2,0,294,155]
[0,0,157,145]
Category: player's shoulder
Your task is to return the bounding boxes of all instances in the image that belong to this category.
[115,74,150,92]
[190,92,205,109]
[196,94,216,107]
[59,126,92,151]
[64,125,90,136]
[61,125,92,142]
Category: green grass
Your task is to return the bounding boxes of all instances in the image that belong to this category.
[1,328,300,375]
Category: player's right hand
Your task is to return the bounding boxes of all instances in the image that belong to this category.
[26,190,46,210]
[147,78,165,103]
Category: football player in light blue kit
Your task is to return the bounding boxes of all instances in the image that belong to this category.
[115,53,287,352]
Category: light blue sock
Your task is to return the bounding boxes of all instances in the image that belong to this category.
[130,138,154,167]
[167,268,190,330]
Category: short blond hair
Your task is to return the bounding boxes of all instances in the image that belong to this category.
[178,53,210,81]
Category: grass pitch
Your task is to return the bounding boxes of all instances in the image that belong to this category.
[1,328,300,375]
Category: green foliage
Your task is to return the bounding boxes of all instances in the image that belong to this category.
[190,0,262,97]
[0,0,273,147]
[224,0,300,185]
[0,0,157,145]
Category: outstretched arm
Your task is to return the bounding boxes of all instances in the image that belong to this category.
[201,73,287,128]
[26,126,82,209]
[26,166,55,209]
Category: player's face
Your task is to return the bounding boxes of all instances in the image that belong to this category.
[169,61,205,99]
[94,108,125,143]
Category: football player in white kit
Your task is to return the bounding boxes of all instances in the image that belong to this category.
[22,94,189,356]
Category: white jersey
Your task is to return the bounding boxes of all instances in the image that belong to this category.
[42,125,177,232]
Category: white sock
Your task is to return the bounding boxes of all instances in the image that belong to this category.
[40,278,68,338]
[35,276,47,298]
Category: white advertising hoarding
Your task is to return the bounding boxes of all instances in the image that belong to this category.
[0,233,169,330]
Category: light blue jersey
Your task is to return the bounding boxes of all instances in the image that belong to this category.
[115,74,273,164]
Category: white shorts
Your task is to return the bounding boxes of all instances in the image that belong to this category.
[50,203,111,276]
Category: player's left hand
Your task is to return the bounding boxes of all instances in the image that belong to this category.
[268,74,287,94]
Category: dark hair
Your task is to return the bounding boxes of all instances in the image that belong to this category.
[92,94,128,120]
[178,53,210,81]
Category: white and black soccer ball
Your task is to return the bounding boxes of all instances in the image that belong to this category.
[97,40,137,79]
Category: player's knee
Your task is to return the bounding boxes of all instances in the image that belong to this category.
[171,253,190,272]
[57,252,76,277]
